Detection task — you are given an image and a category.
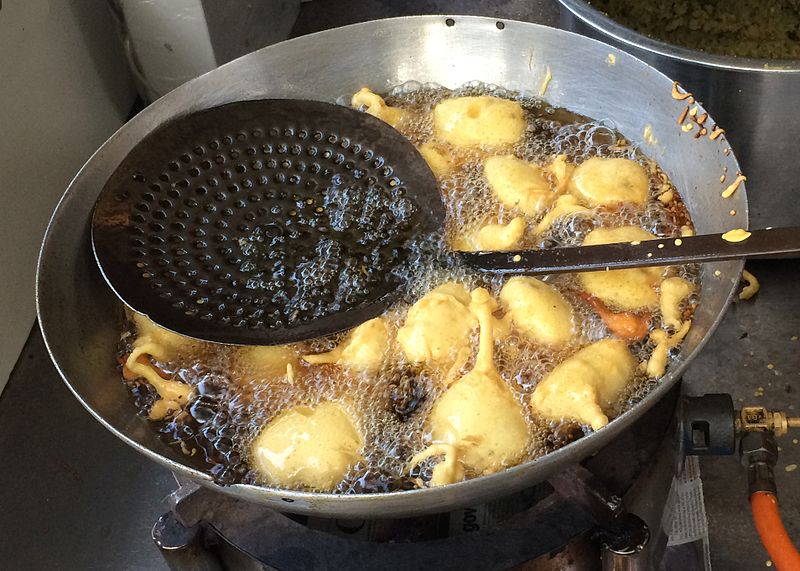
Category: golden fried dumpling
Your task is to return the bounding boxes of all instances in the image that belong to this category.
[417,142,453,179]
[532,194,590,235]
[477,217,526,250]
[499,277,576,348]
[351,87,406,128]
[410,288,528,485]
[579,226,662,311]
[236,345,299,380]
[531,339,636,430]
[433,96,525,148]
[453,217,526,251]
[484,155,554,217]
[303,317,388,374]
[660,277,694,330]
[397,282,477,366]
[567,157,649,206]
[250,401,364,490]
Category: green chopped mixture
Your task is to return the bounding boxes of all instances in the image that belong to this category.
[590,0,800,59]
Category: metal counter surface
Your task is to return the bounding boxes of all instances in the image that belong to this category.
[684,259,800,571]
[1,1,797,569]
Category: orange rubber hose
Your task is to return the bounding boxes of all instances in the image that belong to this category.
[751,491,800,570]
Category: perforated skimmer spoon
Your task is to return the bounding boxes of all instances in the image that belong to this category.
[92,99,443,345]
[457,226,800,275]
[92,99,800,346]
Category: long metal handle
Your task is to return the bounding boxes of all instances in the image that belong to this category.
[457,227,800,275]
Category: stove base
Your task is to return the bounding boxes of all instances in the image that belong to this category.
[150,385,708,570]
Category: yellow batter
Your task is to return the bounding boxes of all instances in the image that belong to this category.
[397,282,478,367]
[351,87,406,128]
[532,194,589,235]
[303,317,389,374]
[128,313,194,420]
[250,401,364,490]
[453,217,526,251]
[132,312,195,355]
[579,226,663,311]
[660,277,694,330]
[499,277,576,348]
[417,142,453,179]
[531,339,636,430]
[409,288,529,486]
[237,345,299,380]
[567,157,649,206]
[433,96,526,148]
[484,155,555,217]
[646,320,692,378]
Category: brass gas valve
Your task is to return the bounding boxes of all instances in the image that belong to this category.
[736,406,800,437]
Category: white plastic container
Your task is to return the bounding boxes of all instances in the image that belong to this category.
[113,0,301,100]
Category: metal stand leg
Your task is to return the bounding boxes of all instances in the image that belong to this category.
[152,512,225,571]
[550,467,650,571]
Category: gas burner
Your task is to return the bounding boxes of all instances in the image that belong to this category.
[150,385,708,570]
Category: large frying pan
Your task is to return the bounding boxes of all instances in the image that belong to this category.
[36,16,747,518]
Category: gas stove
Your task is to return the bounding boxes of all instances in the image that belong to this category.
[150,377,799,571]
[150,385,707,570]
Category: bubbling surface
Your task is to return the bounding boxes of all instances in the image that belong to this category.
[118,82,698,492]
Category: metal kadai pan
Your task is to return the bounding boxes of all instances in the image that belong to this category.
[36,16,748,518]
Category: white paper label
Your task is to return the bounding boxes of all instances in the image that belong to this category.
[663,456,712,569]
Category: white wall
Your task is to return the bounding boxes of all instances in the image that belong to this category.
[0,0,136,393]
